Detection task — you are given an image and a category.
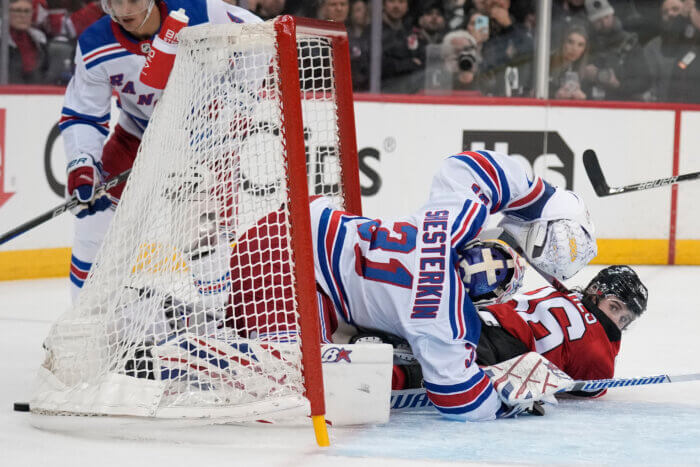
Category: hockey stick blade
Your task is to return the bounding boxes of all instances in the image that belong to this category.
[0,169,131,246]
[390,371,700,411]
[583,149,700,196]
[582,149,611,197]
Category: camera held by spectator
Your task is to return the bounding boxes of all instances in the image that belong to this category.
[425,30,482,93]
[457,47,480,72]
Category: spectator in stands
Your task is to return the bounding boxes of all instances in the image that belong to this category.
[317,0,349,22]
[465,8,490,49]
[656,0,700,102]
[416,1,447,45]
[380,0,425,93]
[348,0,370,91]
[550,24,590,99]
[583,0,651,100]
[6,0,49,84]
[432,29,482,92]
[480,0,534,97]
[642,0,685,101]
[551,0,588,50]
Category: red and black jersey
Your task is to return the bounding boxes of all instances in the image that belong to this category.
[479,286,621,390]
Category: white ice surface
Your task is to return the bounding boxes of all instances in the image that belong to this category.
[1,265,699,466]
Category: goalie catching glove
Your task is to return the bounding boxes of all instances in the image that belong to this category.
[66,154,112,218]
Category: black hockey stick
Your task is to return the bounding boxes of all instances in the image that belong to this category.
[583,149,700,197]
[0,168,131,246]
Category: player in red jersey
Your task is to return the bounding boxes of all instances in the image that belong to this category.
[473,265,647,396]
[381,265,647,396]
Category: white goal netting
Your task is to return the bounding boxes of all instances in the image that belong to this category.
[31,19,351,422]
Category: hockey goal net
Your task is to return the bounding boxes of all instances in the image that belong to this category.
[31,16,360,444]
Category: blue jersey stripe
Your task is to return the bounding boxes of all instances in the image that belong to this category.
[331,217,353,322]
[506,180,556,220]
[477,150,511,210]
[61,107,110,122]
[85,50,132,69]
[59,120,110,136]
[316,208,347,322]
[452,155,499,206]
[70,255,92,270]
[432,384,495,414]
[69,273,85,288]
[424,370,485,394]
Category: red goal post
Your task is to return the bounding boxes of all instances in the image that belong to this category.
[274,15,362,445]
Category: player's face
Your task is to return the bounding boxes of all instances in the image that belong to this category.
[107,0,152,31]
[598,297,636,330]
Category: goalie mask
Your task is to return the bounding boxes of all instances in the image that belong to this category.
[498,189,597,281]
[458,240,526,305]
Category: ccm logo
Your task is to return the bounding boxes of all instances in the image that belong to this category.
[321,347,352,363]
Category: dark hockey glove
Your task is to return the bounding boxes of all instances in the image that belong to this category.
[66,154,111,218]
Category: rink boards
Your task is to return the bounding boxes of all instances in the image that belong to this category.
[1,90,699,279]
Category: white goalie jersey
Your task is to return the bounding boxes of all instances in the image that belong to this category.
[308,150,564,421]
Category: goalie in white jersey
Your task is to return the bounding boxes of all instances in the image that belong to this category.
[177,149,598,421]
[305,150,597,421]
[61,0,261,301]
[101,149,597,422]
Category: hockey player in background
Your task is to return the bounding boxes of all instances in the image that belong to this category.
[171,149,599,422]
[61,0,261,301]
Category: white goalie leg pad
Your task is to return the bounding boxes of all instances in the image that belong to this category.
[483,352,574,408]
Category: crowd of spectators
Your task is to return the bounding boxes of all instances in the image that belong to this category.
[1,0,700,102]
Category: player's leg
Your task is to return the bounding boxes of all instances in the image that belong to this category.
[69,125,140,302]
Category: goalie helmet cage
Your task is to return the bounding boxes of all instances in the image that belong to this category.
[30,16,361,447]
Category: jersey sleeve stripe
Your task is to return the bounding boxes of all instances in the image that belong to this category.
[504,179,556,221]
[82,43,125,61]
[450,201,487,251]
[316,208,353,323]
[85,50,130,70]
[424,372,496,415]
[449,265,466,339]
[59,107,110,135]
[61,107,110,122]
[451,154,499,207]
[506,177,544,209]
[58,119,110,136]
[476,150,511,211]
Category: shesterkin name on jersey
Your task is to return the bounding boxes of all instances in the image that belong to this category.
[412,210,450,320]
[60,0,256,139]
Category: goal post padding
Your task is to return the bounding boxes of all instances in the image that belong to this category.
[31,16,362,436]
